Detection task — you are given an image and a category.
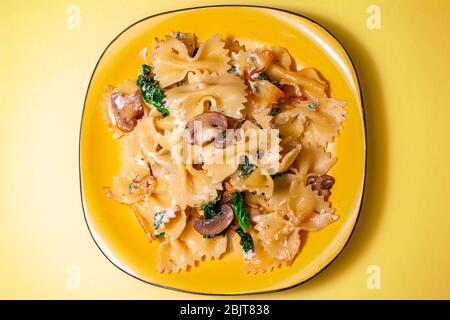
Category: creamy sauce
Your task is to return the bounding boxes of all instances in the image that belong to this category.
[139,47,148,65]
[107,101,116,126]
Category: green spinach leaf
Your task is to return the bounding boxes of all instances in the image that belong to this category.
[137,64,169,117]
[236,227,254,253]
[230,192,251,232]
[238,156,256,177]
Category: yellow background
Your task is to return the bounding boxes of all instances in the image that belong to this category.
[0,0,449,299]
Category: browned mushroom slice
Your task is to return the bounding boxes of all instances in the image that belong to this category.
[185,112,228,146]
[109,90,144,132]
[307,174,335,201]
[219,190,233,205]
[194,203,235,236]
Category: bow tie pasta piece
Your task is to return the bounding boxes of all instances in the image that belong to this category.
[277,144,302,174]
[130,200,156,241]
[201,143,241,183]
[245,79,284,129]
[127,115,173,170]
[231,48,274,76]
[253,213,301,260]
[203,162,240,184]
[266,65,329,99]
[158,210,187,240]
[229,168,275,197]
[273,98,346,145]
[171,32,197,57]
[224,37,246,56]
[149,115,173,150]
[148,175,178,210]
[270,47,294,70]
[266,173,297,214]
[165,72,247,119]
[292,143,337,181]
[152,35,230,88]
[104,154,153,205]
[180,217,228,260]
[266,173,337,229]
[286,177,338,228]
[161,162,221,210]
[157,216,228,273]
[232,119,295,176]
[243,234,291,273]
[243,220,301,273]
[297,98,347,145]
[157,239,196,273]
[273,107,306,141]
[131,201,187,241]
[299,209,339,231]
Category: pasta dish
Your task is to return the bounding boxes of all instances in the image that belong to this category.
[101,32,347,273]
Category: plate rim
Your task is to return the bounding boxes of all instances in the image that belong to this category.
[79,4,367,296]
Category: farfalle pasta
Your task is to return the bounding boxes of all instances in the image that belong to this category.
[153,34,230,88]
[101,32,347,273]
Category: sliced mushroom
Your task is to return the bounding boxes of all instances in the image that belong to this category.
[194,203,235,236]
[307,174,335,201]
[185,112,228,146]
[109,90,144,132]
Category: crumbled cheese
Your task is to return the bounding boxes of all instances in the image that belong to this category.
[112,93,125,110]
[167,108,187,165]
[243,249,255,261]
[262,150,280,169]
[107,101,116,126]
[153,207,178,235]
[165,208,176,219]
[308,102,318,110]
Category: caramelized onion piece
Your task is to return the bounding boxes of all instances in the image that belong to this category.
[194,204,234,236]
[220,190,233,205]
[247,49,274,74]
[109,90,144,132]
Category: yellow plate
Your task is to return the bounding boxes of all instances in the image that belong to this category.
[79,5,366,295]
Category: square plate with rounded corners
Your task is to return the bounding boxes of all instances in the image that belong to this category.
[80,5,366,295]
